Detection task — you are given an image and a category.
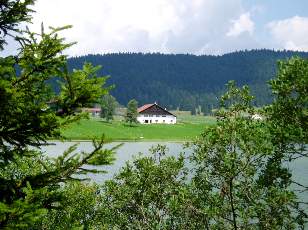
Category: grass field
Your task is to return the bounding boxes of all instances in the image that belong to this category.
[61,115,216,141]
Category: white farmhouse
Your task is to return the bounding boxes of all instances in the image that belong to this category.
[137,103,176,124]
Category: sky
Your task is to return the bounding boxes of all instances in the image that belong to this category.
[3,0,308,56]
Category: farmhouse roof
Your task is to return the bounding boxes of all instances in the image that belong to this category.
[137,103,176,117]
[137,104,154,113]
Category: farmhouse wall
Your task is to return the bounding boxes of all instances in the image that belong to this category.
[137,114,176,124]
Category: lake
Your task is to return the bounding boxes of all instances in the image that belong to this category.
[42,141,188,183]
[42,141,308,209]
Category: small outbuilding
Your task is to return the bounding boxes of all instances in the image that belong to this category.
[137,103,176,124]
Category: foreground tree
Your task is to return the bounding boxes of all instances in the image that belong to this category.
[99,145,197,229]
[0,1,115,228]
[125,99,138,125]
[37,182,102,229]
[0,0,34,49]
[261,56,308,219]
[100,94,117,122]
[189,81,303,229]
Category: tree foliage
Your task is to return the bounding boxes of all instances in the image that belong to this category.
[0,0,34,49]
[37,182,103,229]
[99,145,195,229]
[100,94,117,122]
[0,1,115,228]
[189,81,302,229]
[125,99,138,125]
[261,56,308,216]
[267,56,308,146]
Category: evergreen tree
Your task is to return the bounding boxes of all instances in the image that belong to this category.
[0,0,34,49]
[0,1,115,228]
[125,99,138,125]
[100,94,117,122]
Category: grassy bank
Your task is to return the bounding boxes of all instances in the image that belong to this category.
[61,115,216,141]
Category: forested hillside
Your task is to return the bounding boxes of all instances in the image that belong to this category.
[65,50,308,114]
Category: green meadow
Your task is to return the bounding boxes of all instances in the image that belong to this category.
[61,115,216,141]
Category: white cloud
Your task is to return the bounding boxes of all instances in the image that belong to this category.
[226,13,254,37]
[1,0,263,56]
[267,16,308,51]
[30,0,180,55]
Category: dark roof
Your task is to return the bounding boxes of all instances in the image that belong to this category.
[137,103,176,117]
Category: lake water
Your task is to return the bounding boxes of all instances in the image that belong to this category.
[42,141,308,210]
[42,141,188,183]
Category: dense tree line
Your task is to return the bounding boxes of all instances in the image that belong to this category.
[65,50,308,114]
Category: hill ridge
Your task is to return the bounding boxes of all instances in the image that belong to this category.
[63,50,308,114]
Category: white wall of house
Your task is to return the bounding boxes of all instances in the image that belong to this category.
[137,114,176,124]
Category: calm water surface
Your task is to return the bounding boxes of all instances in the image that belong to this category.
[42,141,308,208]
[42,141,188,182]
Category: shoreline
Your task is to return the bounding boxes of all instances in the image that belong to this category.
[48,139,191,143]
